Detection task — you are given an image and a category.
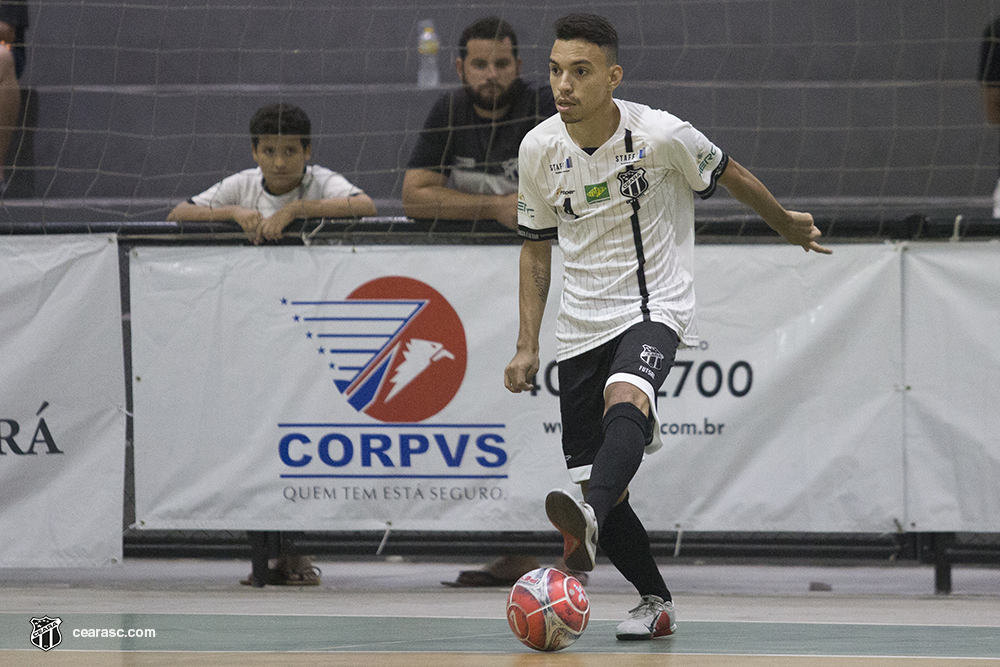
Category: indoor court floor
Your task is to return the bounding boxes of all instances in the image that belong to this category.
[1,556,998,666]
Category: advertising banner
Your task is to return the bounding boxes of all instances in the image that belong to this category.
[0,235,125,567]
[131,245,564,531]
[902,243,1000,531]
[633,244,905,531]
[132,243,909,532]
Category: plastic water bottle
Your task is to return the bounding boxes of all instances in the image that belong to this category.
[993,176,1000,218]
[417,20,440,89]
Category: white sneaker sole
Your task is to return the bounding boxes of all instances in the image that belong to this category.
[545,489,597,572]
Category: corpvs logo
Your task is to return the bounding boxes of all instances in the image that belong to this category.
[305,276,467,422]
[278,276,507,488]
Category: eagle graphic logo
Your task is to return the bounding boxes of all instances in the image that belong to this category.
[290,277,467,423]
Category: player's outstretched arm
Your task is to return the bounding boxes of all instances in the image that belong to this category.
[717,158,832,254]
[505,239,552,393]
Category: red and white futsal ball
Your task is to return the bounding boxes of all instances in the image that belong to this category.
[506,567,590,651]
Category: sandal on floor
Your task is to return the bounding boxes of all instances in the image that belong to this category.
[240,565,322,586]
[272,565,321,586]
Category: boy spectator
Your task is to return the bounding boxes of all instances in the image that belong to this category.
[169,103,376,243]
[171,103,375,585]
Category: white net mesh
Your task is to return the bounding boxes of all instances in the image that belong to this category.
[4,0,998,224]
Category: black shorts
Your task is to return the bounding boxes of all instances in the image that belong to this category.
[557,321,679,482]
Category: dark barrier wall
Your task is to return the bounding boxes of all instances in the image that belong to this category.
[10,1,1000,213]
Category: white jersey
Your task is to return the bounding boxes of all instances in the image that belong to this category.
[517,99,728,360]
[190,165,364,218]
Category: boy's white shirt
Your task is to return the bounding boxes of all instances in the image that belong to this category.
[190,165,364,218]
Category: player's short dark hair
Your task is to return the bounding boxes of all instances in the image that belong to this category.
[554,13,619,66]
[250,103,311,149]
[459,17,519,60]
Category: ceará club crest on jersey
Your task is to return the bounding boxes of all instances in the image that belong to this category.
[293,277,467,423]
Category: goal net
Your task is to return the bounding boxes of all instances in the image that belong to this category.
[4,0,997,225]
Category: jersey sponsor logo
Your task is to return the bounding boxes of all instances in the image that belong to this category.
[549,157,572,174]
[615,148,646,164]
[697,146,718,176]
[292,277,467,423]
[584,181,611,203]
[617,167,648,200]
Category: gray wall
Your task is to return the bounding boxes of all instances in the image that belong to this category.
[9,0,1000,219]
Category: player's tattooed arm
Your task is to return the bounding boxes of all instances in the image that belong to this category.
[531,261,550,303]
[505,239,552,393]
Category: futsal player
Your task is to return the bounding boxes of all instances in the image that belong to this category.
[504,13,831,640]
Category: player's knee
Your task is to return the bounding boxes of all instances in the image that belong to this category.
[604,381,649,414]
[603,401,647,434]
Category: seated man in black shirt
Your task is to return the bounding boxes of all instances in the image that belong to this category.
[403,16,556,230]
[405,18,571,587]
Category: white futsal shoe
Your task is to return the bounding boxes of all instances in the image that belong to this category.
[544,489,598,572]
[615,595,676,640]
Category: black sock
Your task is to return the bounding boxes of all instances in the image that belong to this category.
[599,496,671,601]
[586,402,647,528]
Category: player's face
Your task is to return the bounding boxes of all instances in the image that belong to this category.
[252,134,311,195]
[457,38,522,114]
[549,39,621,125]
